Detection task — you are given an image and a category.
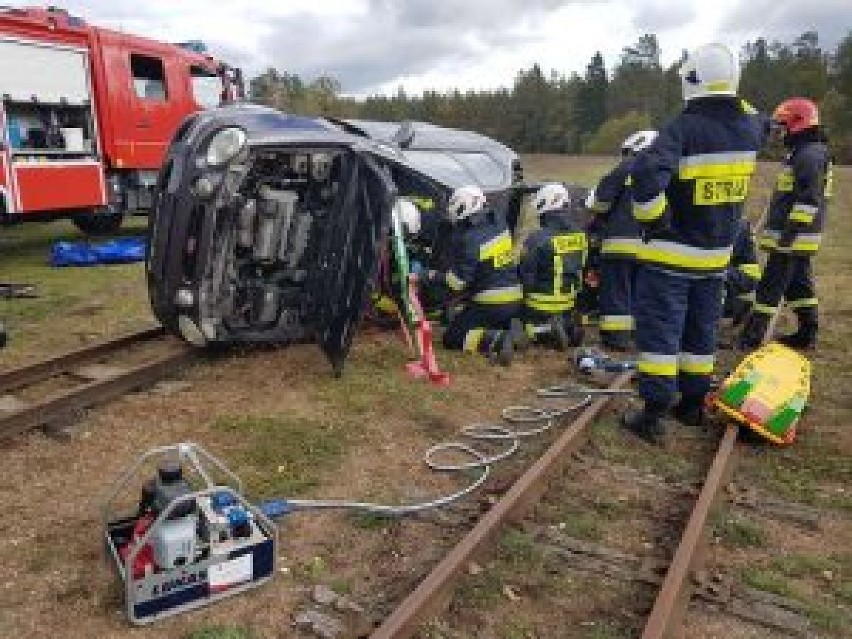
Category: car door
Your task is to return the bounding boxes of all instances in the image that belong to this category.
[311,150,395,374]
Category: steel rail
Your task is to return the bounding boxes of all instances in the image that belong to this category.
[0,328,195,439]
[370,371,633,639]
[0,325,165,394]
[641,423,740,638]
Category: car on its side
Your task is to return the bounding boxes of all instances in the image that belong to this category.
[147,104,523,373]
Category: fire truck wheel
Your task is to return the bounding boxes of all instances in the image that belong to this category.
[72,209,125,235]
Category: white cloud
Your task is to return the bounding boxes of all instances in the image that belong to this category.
[23,0,852,95]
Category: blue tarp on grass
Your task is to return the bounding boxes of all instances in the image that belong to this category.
[50,237,147,267]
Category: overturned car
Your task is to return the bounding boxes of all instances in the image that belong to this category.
[147,104,522,372]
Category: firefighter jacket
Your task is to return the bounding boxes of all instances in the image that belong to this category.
[520,209,588,312]
[589,157,642,260]
[760,134,832,255]
[630,98,768,276]
[727,218,760,299]
[439,213,523,305]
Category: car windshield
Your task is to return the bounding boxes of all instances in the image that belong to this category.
[401,150,506,189]
[190,67,222,109]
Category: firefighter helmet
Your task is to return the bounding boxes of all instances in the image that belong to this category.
[394,198,421,235]
[447,185,487,224]
[621,130,658,156]
[772,98,820,134]
[533,183,569,214]
[680,43,740,101]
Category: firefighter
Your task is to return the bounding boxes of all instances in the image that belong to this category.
[586,130,658,350]
[624,43,768,444]
[423,186,526,365]
[520,183,587,349]
[739,98,832,350]
[724,217,761,326]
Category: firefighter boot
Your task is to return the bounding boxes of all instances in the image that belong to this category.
[481,330,514,367]
[672,394,706,428]
[621,402,669,445]
[510,318,530,353]
[777,309,818,350]
[549,316,571,351]
[738,312,770,350]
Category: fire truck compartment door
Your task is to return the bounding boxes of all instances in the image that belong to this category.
[0,39,91,105]
[0,154,9,214]
[12,160,106,212]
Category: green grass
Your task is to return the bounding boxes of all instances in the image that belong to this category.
[712,514,767,548]
[0,216,153,366]
[741,566,798,598]
[212,414,350,498]
[744,441,852,508]
[550,510,603,542]
[576,621,635,639]
[589,495,630,520]
[741,565,851,632]
[454,568,505,607]
[591,417,698,482]
[348,511,399,530]
[770,553,837,579]
[184,626,257,639]
[311,340,459,420]
[498,529,539,565]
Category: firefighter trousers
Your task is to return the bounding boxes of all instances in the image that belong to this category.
[752,253,817,319]
[443,303,522,354]
[599,258,636,343]
[634,266,724,407]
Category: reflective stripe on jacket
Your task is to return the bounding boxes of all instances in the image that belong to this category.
[630,98,768,276]
[761,140,831,255]
[591,158,641,260]
[442,215,523,305]
[520,213,587,312]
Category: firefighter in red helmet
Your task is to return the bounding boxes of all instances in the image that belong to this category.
[739,98,833,349]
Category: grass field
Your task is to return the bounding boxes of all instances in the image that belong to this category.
[0,156,849,639]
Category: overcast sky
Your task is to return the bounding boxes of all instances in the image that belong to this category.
[45,0,852,96]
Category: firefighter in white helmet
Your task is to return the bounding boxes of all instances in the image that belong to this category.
[624,43,769,444]
[586,130,658,350]
[422,186,526,365]
[519,183,587,349]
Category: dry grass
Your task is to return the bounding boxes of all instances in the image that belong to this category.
[0,156,849,639]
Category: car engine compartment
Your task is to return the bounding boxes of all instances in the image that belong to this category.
[197,149,341,342]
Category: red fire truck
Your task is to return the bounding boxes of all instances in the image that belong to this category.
[0,6,243,233]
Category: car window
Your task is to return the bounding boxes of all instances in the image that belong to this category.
[402,150,506,189]
[190,66,222,109]
[131,54,168,101]
[453,152,507,188]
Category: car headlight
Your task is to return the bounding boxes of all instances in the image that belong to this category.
[206,127,247,167]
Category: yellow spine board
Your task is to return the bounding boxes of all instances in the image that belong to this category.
[711,343,811,445]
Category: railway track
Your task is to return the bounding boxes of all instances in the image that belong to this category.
[0,326,196,439]
[368,372,751,639]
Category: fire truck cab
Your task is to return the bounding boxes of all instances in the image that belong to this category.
[0,6,242,233]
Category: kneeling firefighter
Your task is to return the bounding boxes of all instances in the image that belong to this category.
[423,186,526,365]
[624,43,768,444]
[739,98,832,350]
[586,130,657,350]
[520,183,587,349]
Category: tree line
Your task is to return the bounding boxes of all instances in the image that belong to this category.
[248,31,852,163]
